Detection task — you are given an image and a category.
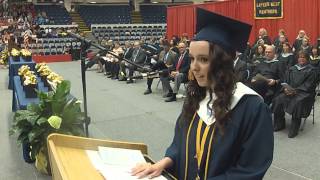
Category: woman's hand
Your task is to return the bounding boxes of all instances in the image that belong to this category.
[131,162,164,179]
[131,157,173,179]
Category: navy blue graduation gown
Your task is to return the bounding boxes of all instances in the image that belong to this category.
[165,95,274,180]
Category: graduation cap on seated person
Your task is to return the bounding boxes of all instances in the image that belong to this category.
[194,8,252,53]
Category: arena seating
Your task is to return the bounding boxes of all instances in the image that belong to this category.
[91,24,166,44]
[35,5,72,25]
[140,5,167,23]
[23,37,80,56]
[78,5,131,26]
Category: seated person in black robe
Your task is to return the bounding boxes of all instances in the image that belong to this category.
[272,50,317,138]
[250,44,265,65]
[143,40,178,95]
[278,42,295,69]
[250,45,286,104]
[309,46,320,68]
[131,8,273,180]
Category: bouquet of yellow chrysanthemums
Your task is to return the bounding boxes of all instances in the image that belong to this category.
[35,63,64,90]
[21,49,32,61]
[18,65,31,85]
[0,50,9,66]
[11,48,21,61]
[47,72,64,90]
[18,65,38,98]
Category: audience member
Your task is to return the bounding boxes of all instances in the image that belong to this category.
[162,42,190,102]
[272,50,317,138]
[293,30,307,52]
[255,28,272,45]
[250,45,285,104]
[278,42,295,69]
[143,40,178,95]
[119,41,147,83]
[309,46,320,68]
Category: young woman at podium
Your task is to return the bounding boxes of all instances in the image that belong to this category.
[131,8,274,180]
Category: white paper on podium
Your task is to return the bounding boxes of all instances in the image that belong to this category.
[86,148,167,180]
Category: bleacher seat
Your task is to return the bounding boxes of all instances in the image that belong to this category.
[35,5,72,25]
[91,24,166,45]
[78,5,131,26]
[140,5,167,23]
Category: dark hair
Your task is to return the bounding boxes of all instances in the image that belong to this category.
[297,50,310,61]
[311,45,319,56]
[282,42,292,53]
[180,43,236,134]
[255,45,265,55]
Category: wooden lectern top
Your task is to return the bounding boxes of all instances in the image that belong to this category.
[47,133,148,180]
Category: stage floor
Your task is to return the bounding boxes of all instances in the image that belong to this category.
[0,61,319,180]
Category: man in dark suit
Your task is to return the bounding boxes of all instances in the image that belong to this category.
[119,41,147,83]
[162,42,190,102]
[118,41,134,80]
[123,41,134,60]
[144,40,178,95]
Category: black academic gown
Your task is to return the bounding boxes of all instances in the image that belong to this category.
[250,60,286,104]
[273,64,317,117]
[277,53,295,69]
[165,95,273,180]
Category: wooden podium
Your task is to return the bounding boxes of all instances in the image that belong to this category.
[47,133,176,180]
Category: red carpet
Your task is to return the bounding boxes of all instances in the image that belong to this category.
[32,55,72,63]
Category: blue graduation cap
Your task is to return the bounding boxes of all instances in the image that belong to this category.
[194,8,252,53]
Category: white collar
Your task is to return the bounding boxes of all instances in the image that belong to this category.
[234,57,239,67]
[264,58,279,63]
[197,82,261,126]
[281,53,293,57]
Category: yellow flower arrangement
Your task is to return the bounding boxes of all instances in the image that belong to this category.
[37,65,50,73]
[21,49,32,56]
[23,73,37,86]
[18,65,31,76]
[11,48,20,56]
[35,63,47,70]
[40,68,52,77]
[47,72,64,84]
[1,50,9,65]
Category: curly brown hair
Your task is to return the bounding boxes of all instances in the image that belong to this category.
[180,43,236,134]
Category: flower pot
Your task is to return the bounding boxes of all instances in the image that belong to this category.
[35,146,51,175]
[12,56,20,62]
[22,55,32,62]
[22,142,35,163]
[41,75,49,87]
[25,84,38,98]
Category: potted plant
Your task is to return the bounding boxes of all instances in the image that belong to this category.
[11,48,21,61]
[18,65,31,85]
[21,49,32,61]
[0,50,9,67]
[39,67,52,88]
[23,73,38,98]
[10,80,85,174]
[47,72,64,91]
[35,63,47,76]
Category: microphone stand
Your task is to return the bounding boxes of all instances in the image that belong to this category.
[77,36,91,137]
